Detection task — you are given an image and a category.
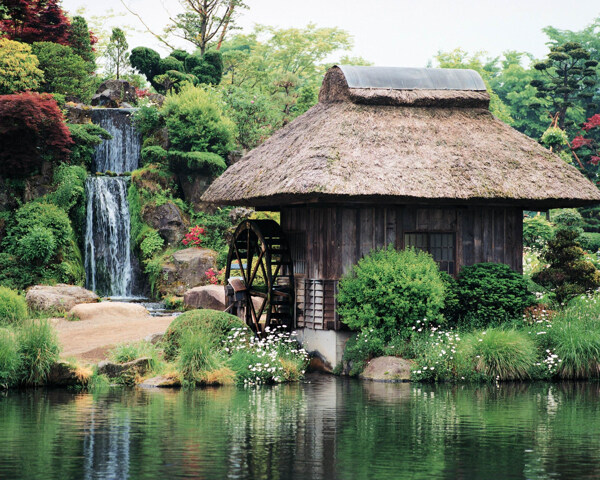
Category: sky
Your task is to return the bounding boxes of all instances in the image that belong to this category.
[61,0,600,66]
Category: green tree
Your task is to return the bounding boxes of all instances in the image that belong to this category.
[31,41,94,102]
[105,27,129,79]
[0,38,44,94]
[434,48,514,124]
[530,42,598,130]
[161,83,235,157]
[68,16,96,74]
[167,0,249,55]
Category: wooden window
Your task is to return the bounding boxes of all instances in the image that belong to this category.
[288,231,306,275]
[404,232,456,275]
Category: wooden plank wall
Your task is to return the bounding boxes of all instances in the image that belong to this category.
[281,205,523,279]
[281,205,523,330]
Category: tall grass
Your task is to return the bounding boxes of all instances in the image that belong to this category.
[0,328,20,388]
[17,320,60,385]
[536,295,600,379]
[178,330,231,386]
[0,287,28,325]
[457,329,536,380]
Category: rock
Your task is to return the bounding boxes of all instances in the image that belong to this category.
[179,173,214,211]
[141,201,189,246]
[184,285,226,310]
[359,356,413,382]
[172,247,218,287]
[27,284,99,313]
[64,103,92,124]
[97,357,151,379]
[47,360,89,386]
[138,374,181,388]
[147,93,166,107]
[68,302,149,321]
[91,79,137,107]
[144,333,163,344]
[23,161,54,203]
[120,102,133,109]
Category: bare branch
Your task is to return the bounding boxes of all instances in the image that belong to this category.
[120,0,176,50]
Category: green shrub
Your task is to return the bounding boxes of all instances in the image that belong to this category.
[18,226,57,264]
[161,84,235,157]
[17,320,60,385]
[457,329,536,380]
[451,263,535,328]
[410,328,464,382]
[523,215,555,250]
[0,328,20,388]
[190,207,236,269]
[579,232,600,253]
[141,145,168,166]
[133,105,163,138]
[163,309,248,359]
[551,208,584,233]
[167,150,226,176]
[337,246,446,341]
[340,330,385,376]
[533,229,600,304]
[140,230,164,260]
[67,123,112,167]
[0,287,28,325]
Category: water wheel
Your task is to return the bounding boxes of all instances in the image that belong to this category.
[225,219,295,335]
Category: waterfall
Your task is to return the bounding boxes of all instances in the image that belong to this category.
[84,108,141,298]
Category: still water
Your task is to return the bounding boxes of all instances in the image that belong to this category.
[1,375,599,480]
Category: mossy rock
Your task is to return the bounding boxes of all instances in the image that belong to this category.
[163,309,249,360]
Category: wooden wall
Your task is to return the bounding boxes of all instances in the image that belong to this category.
[281,205,522,330]
[281,205,523,280]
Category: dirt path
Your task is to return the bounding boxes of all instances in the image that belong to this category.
[52,315,176,363]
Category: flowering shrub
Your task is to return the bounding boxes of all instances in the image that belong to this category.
[182,225,205,247]
[205,267,225,285]
[411,327,462,382]
[225,326,309,386]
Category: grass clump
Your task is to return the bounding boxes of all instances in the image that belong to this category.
[17,320,60,385]
[163,309,249,360]
[178,330,233,386]
[457,329,536,381]
[0,287,28,325]
[0,328,21,388]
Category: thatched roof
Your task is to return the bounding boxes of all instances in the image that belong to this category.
[203,66,600,208]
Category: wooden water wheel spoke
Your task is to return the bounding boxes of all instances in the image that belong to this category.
[225,220,295,336]
[248,249,265,286]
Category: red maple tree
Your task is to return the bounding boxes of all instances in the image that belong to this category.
[0,92,73,176]
[1,0,71,45]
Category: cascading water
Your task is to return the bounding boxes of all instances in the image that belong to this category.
[84,109,141,298]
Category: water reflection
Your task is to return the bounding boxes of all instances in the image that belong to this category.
[0,378,599,479]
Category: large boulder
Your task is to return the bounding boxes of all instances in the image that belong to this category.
[142,201,189,246]
[179,173,214,211]
[360,356,413,382]
[65,103,92,124]
[91,79,137,107]
[184,285,226,310]
[27,284,99,313]
[47,360,90,386]
[156,248,218,296]
[68,302,149,321]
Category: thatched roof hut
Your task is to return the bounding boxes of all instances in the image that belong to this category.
[204,66,600,364]
[203,65,600,209]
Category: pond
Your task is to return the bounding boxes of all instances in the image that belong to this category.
[1,375,599,480]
